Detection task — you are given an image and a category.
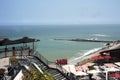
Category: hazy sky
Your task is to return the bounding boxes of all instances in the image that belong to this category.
[0,0,120,25]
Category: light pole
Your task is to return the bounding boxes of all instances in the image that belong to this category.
[106,71,108,80]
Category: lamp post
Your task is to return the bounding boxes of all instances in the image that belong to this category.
[106,71,108,80]
[104,66,108,80]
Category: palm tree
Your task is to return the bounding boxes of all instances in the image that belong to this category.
[44,71,55,80]
[22,66,55,80]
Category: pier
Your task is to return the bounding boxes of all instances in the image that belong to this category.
[53,38,116,43]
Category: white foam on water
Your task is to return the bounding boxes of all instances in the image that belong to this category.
[82,48,102,56]
[92,34,110,37]
[68,47,102,64]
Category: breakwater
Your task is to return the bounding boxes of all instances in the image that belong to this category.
[53,38,115,43]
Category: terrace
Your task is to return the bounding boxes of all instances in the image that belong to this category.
[0,37,70,80]
[61,43,120,80]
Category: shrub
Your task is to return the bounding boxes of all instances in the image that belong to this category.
[22,66,55,80]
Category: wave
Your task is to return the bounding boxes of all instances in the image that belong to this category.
[68,47,102,64]
[82,48,102,57]
[92,34,110,37]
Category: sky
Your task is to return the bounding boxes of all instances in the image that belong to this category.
[0,0,120,25]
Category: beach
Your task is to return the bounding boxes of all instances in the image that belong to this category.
[0,25,120,62]
[68,47,102,65]
[68,42,120,65]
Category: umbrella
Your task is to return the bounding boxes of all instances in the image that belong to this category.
[92,55,104,60]
[92,56,98,60]
[105,67,119,72]
[113,73,120,78]
[97,56,104,60]
[104,55,111,59]
[109,73,120,78]
[75,71,88,76]
[87,70,101,74]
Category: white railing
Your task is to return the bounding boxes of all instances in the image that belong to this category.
[13,70,23,80]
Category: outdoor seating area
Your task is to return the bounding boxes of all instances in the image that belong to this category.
[0,57,25,80]
[62,61,120,80]
[61,47,120,80]
[75,62,95,72]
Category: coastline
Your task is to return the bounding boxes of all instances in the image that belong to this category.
[68,43,120,65]
[68,47,103,65]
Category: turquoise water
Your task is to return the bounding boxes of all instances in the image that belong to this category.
[0,24,120,61]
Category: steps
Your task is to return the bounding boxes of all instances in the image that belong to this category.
[32,56,70,80]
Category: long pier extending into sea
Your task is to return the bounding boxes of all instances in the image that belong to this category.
[53,38,117,43]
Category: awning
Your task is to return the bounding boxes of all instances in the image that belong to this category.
[0,37,40,46]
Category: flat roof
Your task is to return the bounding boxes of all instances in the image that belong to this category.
[0,37,40,46]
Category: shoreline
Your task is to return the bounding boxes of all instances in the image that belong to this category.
[68,43,120,65]
[68,47,103,65]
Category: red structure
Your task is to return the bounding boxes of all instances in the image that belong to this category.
[92,55,104,60]
[92,55,111,60]
[104,55,111,59]
[109,73,120,79]
[56,59,67,65]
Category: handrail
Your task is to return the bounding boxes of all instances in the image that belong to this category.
[49,67,70,80]
[0,46,31,53]
[33,55,49,69]
[34,51,49,65]
[33,55,70,80]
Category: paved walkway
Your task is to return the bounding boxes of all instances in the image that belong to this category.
[0,57,9,70]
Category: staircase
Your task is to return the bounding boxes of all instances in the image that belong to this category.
[47,68,67,80]
[31,55,70,80]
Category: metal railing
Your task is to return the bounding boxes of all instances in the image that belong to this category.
[33,51,49,65]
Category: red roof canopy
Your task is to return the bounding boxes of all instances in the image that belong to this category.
[109,73,120,78]
[92,55,111,60]
[92,55,104,60]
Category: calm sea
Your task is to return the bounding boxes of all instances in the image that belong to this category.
[0,24,120,61]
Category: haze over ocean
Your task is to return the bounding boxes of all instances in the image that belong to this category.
[0,25,119,61]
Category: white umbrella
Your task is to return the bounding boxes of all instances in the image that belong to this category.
[87,70,101,74]
[75,71,88,76]
[105,67,120,72]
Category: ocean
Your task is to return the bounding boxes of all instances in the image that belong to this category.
[0,24,120,62]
